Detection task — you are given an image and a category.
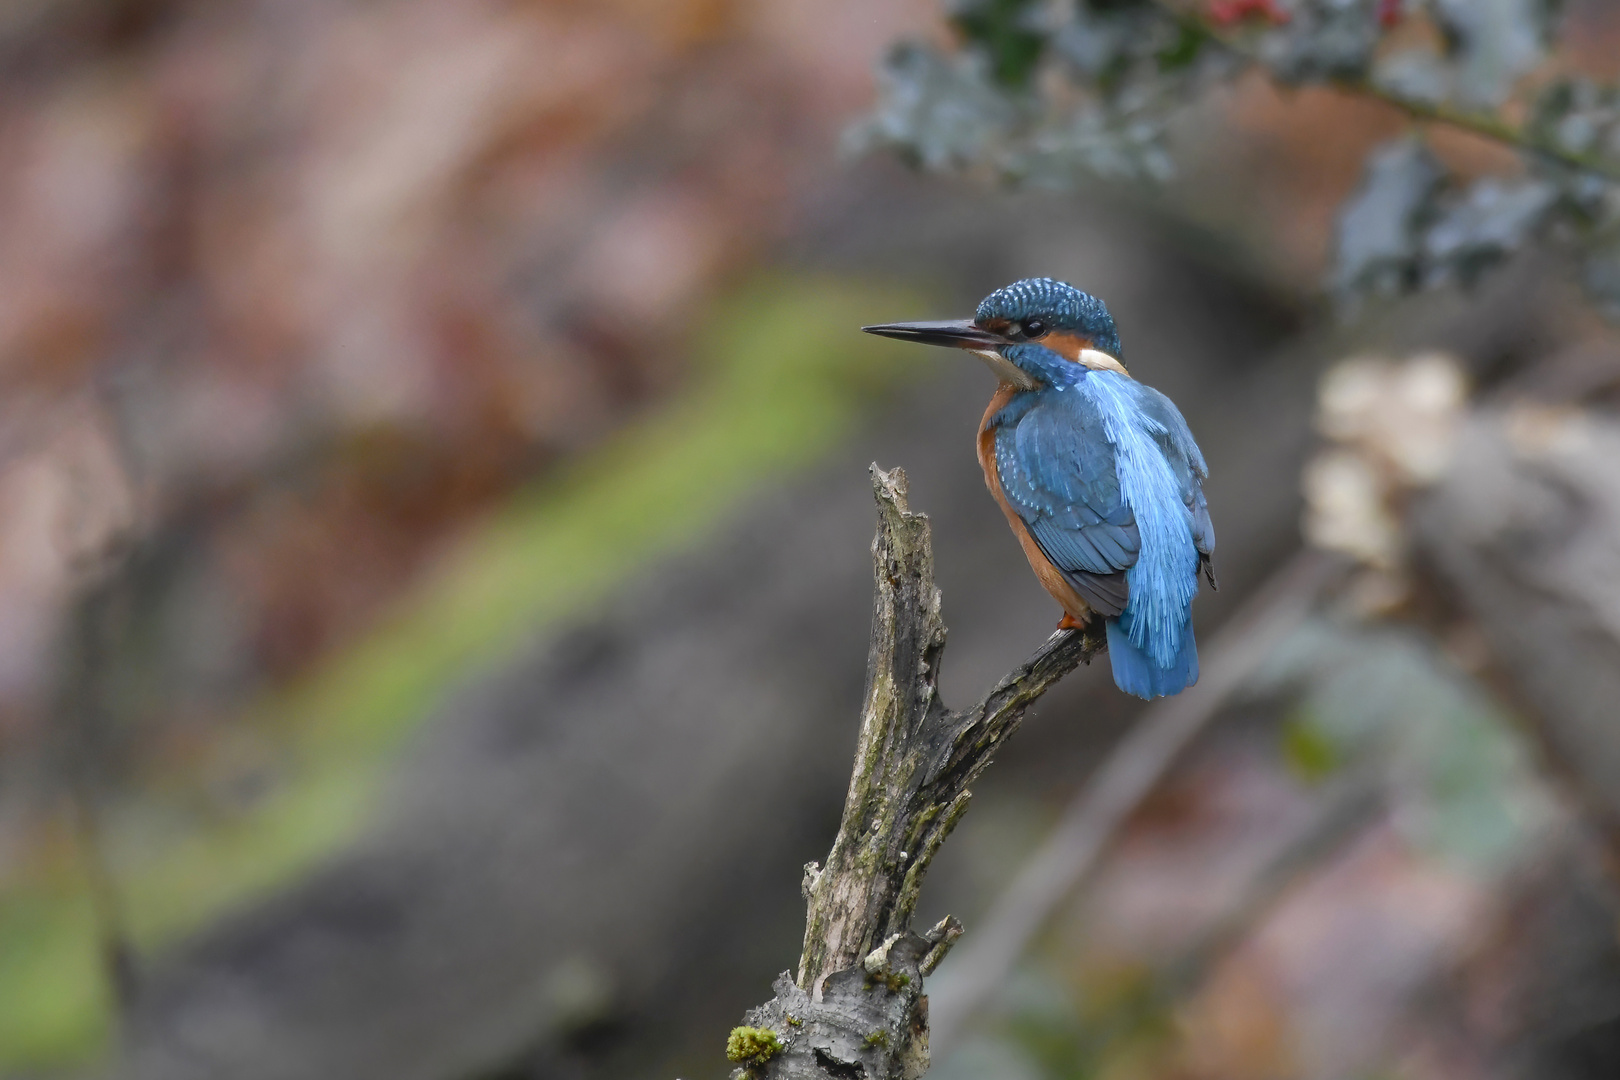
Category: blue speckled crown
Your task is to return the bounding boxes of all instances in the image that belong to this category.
[975,278,1121,358]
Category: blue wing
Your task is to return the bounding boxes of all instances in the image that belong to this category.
[990,391,1140,617]
[1136,385,1216,585]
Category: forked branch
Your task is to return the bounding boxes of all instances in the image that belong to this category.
[728,465,1105,1080]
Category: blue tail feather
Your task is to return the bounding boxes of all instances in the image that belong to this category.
[1106,616,1199,699]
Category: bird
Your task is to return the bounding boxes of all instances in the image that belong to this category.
[862,277,1215,699]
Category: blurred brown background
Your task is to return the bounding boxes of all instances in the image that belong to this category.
[5,1,1620,1079]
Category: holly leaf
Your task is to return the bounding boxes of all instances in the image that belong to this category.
[1423,177,1558,286]
[1332,137,1446,304]
[948,0,1048,89]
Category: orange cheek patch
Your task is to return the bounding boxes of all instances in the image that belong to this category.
[1042,331,1093,362]
[1043,331,1128,375]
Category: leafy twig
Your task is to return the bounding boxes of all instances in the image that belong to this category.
[1147,0,1620,182]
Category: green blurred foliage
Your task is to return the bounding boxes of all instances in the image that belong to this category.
[1280,709,1342,783]
[949,0,1047,88]
[1253,618,1548,872]
[932,966,1175,1080]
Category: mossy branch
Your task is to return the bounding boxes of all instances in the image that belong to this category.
[729,465,1104,1080]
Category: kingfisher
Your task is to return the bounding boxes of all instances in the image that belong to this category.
[863,278,1215,699]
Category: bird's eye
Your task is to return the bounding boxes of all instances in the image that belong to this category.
[1021,319,1047,338]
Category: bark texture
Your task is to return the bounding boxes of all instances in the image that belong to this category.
[730,465,1104,1080]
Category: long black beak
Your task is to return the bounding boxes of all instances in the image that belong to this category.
[861,319,1006,350]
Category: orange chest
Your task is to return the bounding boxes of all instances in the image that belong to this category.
[976,385,1092,620]
[975,384,1018,492]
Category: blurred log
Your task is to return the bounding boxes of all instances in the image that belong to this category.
[730,466,1103,1080]
[1411,408,1620,863]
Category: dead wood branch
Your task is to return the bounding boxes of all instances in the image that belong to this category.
[729,465,1105,1080]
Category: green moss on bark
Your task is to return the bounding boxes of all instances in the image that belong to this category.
[726,1026,784,1066]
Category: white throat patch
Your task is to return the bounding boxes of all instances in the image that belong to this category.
[970,348,1039,390]
[1077,348,1128,375]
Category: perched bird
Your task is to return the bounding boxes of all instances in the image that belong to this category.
[863,278,1215,699]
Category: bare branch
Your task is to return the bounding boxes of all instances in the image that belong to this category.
[1352,86,1620,185]
[729,465,1104,1080]
[924,550,1342,1052]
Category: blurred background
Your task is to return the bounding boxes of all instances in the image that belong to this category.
[4,0,1620,1078]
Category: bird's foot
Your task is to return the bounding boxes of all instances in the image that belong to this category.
[1057,613,1089,631]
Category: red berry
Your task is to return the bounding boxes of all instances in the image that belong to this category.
[1209,0,1290,26]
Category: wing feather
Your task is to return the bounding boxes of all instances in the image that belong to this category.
[1136,384,1217,585]
[993,393,1139,617]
